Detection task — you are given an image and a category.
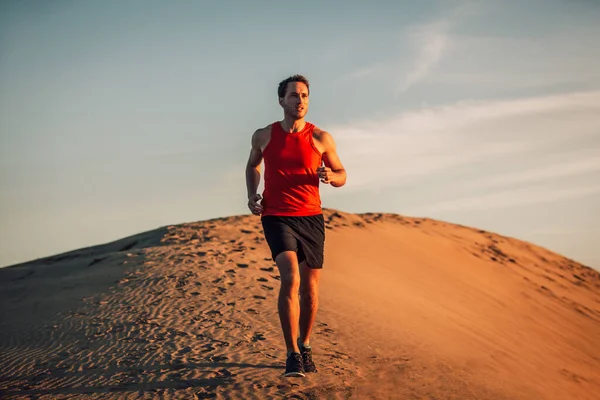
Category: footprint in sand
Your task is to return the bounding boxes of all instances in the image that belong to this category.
[237,263,249,268]
[252,332,266,341]
[206,310,223,317]
[260,267,274,272]
[215,253,227,264]
[317,327,335,339]
[208,355,229,362]
[215,369,234,379]
[195,388,217,398]
[176,278,189,288]
[369,355,390,364]
[261,285,273,291]
[257,277,268,282]
[202,343,217,352]
[253,295,267,300]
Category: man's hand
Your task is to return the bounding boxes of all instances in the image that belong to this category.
[317,166,334,184]
[248,193,263,215]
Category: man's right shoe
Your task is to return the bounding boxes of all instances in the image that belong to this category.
[284,352,305,377]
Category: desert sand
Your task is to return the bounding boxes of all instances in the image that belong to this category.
[1,209,599,399]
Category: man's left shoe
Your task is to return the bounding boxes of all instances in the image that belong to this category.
[300,345,318,373]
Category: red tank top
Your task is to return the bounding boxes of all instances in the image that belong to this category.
[261,121,323,216]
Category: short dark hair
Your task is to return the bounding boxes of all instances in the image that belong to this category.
[278,74,310,99]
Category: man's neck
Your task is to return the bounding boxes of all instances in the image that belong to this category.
[280,117,306,133]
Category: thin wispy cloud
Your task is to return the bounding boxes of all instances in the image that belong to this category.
[407,184,600,214]
[345,64,383,80]
[530,228,600,236]
[396,1,482,94]
[399,19,451,93]
[421,12,600,92]
[477,157,600,188]
[341,2,482,90]
[325,90,600,212]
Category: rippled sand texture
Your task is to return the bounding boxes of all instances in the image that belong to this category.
[1,209,599,399]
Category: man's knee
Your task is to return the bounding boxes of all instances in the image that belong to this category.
[275,251,300,292]
[281,274,300,294]
[300,286,319,305]
[300,276,319,302]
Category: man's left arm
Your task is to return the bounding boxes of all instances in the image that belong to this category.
[318,131,347,187]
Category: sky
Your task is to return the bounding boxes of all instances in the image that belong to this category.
[1,0,599,269]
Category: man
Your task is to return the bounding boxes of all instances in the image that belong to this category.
[245,74,347,377]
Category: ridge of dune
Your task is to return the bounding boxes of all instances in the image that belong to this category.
[1,209,598,399]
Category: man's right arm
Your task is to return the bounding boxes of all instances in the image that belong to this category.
[245,129,263,199]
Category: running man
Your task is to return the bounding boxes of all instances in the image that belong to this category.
[245,74,347,377]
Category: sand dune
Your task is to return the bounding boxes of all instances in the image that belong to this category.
[1,209,598,399]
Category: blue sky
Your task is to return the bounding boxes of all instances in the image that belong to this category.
[1,0,599,268]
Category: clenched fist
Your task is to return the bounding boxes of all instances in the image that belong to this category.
[317,166,333,184]
[247,193,263,215]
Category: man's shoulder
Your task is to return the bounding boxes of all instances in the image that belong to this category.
[312,125,333,142]
[251,123,274,148]
[253,123,274,138]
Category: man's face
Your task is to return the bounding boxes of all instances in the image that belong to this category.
[280,81,309,119]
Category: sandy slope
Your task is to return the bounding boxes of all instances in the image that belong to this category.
[0,209,598,399]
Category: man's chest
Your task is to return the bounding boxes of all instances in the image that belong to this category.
[269,135,322,169]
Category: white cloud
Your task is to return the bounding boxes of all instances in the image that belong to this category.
[530,228,600,236]
[407,184,600,214]
[399,19,452,93]
[329,90,600,194]
[422,21,600,91]
[395,1,485,94]
[477,157,600,188]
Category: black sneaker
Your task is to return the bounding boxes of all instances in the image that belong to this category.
[300,345,318,373]
[284,352,305,377]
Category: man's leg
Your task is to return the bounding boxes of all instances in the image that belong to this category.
[274,251,301,354]
[298,260,321,347]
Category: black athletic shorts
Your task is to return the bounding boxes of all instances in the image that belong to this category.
[260,214,325,269]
